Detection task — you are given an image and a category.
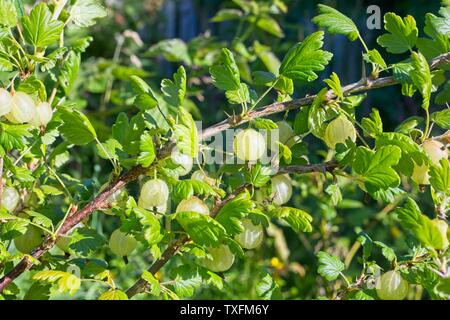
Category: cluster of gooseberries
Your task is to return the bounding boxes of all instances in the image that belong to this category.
[323,115,356,149]
[103,123,298,269]
[14,224,43,254]
[0,88,53,127]
[200,218,265,272]
[0,89,53,253]
[108,229,138,257]
[201,244,235,272]
[233,125,294,206]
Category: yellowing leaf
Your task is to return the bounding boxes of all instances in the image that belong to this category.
[33,270,81,296]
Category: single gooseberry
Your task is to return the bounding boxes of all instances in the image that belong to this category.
[233,128,266,162]
[271,174,293,205]
[14,225,43,254]
[31,102,53,127]
[323,116,356,149]
[235,219,264,249]
[201,244,235,272]
[6,92,36,123]
[376,270,409,300]
[139,179,169,208]
[176,196,210,215]
[1,186,20,212]
[108,229,137,257]
[268,121,298,150]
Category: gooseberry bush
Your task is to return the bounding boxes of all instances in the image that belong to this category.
[0,0,449,301]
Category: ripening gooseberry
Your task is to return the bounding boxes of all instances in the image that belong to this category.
[376,270,409,300]
[271,174,293,205]
[411,161,430,185]
[109,229,137,257]
[422,140,448,166]
[31,102,53,127]
[1,186,20,212]
[202,244,235,272]
[432,219,449,250]
[171,148,194,176]
[235,219,264,249]
[14,225,43,254]
[0,88,13,116]
[6,92,36,124]
[139,179,169,209]
[234,128,266,162]
[323,116,356,149]
[268,121,298,150]
[176,196,210,215]
[138,196,168,214]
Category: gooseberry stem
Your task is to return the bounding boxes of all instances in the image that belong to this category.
[423,108,430,142]
[54,205,74,236]
[249,79,279,113]
[339,272,351,288]
[357,34,370,54]
[95,137,120,173]
[47,166,73,202]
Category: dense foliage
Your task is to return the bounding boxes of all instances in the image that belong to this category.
[0,0,449,300]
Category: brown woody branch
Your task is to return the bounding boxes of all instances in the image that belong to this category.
[201,52,449,140]
[0,52,449,295]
